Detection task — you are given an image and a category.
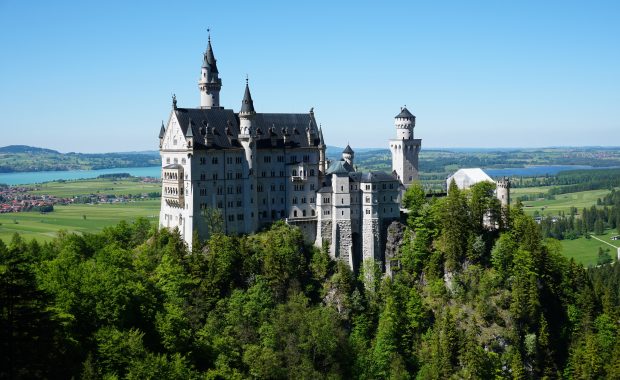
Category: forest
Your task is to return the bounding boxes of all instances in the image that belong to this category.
[1,182,619,379]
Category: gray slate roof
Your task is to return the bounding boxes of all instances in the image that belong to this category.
[343,144,354,154]
[395,107,414,119]
[326,159,354,175]
[349,171,398,183]
[173,108,319,150]
[205,41,218,73]
[240,84,255,114]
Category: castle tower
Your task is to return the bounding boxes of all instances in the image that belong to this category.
[199,34,222,109]
[238,79,258,232]
[496,177,511,208]
[389,107,422,187]
[342,144,354,166]
[318,126,327,184]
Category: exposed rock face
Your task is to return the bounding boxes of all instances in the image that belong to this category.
[384,221,407,277]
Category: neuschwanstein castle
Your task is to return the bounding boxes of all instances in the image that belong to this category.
[158,37,421,272]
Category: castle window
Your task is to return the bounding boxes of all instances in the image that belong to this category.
[228,201,234,207]
[271,171,275,177]
[227,172,233,179]
[365,185,370,190]
[237,200,242,207]
[382,184,386,189]
[236,186,242,194]
[228,215,235,222]
[228,187,233,194]
[293,197,298,204]
[280,184,285,191]
[290,155,297,163]
[341,186,343,191]
[261,171,266,177]
[271,184,276,191]
[166,158,170,164]
[264,156,271,163]
[303,155,309,162]
[292,169,297,176]
[294,210,298,217]
[174,158,178,164]
[227,157,233,164]
[236,157,243,164]
[182,158,186,164]
[310,197,315,203]
[311,210,315,216]
[303,210,307,217]
[341,198,344,204]
[212,157,218,164]
[200,173,206,181]
[238,214,244,221]
[280,171,285,177]
[310,184,315,190]
[200,157,206,165]
[257,185,263,192]
[366,209,370,214]
[341,211,344,216]
[302,197,306,203]
[212,173,218,180]
[236,172,242,179]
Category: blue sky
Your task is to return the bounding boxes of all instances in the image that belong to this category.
[0,0,618,152]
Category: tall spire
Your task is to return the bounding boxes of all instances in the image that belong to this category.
[159,121,166,139]
[199,30,222,109]
[240,77,255,115]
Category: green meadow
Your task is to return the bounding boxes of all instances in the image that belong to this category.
[28,178,160,197]
[512,187,611,216]
[560,230,620,267]
[0,200,160,243]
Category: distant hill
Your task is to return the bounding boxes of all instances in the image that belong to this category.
[0,145,60,154]
[0,145,161,173]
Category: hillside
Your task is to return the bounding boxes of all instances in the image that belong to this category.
[0,145,160,173]
[1,184,618,378]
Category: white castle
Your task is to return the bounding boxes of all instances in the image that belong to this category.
[158,37,421,272]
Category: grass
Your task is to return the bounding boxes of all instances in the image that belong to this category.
[515,188,611,216]
[27,178,160,198]
[0,200,160,243]
[560,229,620,267]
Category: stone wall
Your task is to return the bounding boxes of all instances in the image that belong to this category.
[362,219,380,264]
[336,220,353,269]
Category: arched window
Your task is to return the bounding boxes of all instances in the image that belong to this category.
[294,210,298,217]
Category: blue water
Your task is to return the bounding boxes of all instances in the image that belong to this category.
[1,164,617,186]
[483,165,613,177]
[0,166,161,185]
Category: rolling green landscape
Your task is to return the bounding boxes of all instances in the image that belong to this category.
[28,177,161,197]
[0,200,160,242]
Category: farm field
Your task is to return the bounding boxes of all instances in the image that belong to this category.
[0,200,160,242]
[514,188,611,216]
[560,229,620,267]
[27,178,160,197]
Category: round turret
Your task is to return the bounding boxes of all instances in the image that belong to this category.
[394,107,415,140]
[342,144,354,166]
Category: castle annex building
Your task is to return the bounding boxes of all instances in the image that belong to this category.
[158,37,422,272]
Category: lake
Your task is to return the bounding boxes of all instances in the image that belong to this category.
[0,166,161,185]
[483,165,618,177]
[1,164,617,186]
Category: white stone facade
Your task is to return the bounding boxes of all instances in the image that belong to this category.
[158,39,422,272]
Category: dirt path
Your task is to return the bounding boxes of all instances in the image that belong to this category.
[590,235,620,260]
